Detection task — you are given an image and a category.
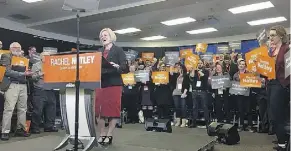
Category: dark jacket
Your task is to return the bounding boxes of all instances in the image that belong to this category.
[223,61,238,79]
[170,73,190,94]
[0,53,27,91]
[99,44,127,88]
[189,69,209,91]
[274,44,290,87]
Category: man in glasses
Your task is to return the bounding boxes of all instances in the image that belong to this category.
[0,42,33,140]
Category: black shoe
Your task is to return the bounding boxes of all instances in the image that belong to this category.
[273,140,278,144]
[103,136,113,145]
[15,129,30,137]
[268,130,275,135]
[98,136,107,145]
[44,127,58,132]
[269,125,275,135]
[273,146,287,151]
[1,133,9,141]
[30,129,41,134]
[189,122,197,128]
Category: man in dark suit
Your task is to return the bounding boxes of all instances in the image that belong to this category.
[0,42,33,140]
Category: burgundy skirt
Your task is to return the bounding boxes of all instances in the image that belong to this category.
[95,86,122,118]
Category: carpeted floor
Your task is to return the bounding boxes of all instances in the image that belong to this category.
[0,124,275,151]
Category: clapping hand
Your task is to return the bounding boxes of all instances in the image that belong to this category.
[110,62,120,68]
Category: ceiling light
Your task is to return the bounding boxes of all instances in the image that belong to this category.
[114,28,141,34]
[22,0,44,3]
[247,17,287,26]
[141,35,166,41]
[186,28,218,34]
[161,17,196,26]
[228,1,274,14]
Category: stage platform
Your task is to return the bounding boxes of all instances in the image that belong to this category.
[0,124,275,151]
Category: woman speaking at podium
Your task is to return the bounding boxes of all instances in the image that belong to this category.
[95,28,127,146]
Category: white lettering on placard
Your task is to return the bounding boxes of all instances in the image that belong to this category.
[51,58,70,66]
[257,59,272,72]
[71,56,95,65]
[242,76,259,84]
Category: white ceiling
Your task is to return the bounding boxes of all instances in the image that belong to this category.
[0,0,289,47]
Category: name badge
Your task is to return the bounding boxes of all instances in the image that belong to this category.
[189,85,192,92]
[144,86,148,91]
[128,86,132,89]
[218,88,223,95]
[177,84,182,90]
[196,81,201,87]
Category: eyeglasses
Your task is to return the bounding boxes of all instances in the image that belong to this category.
[268,34,278,39]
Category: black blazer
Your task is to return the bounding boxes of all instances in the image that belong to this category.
[98,44,127,88]
[170,73,190,94]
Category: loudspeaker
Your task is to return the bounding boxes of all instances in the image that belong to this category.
[207,122,222,136]
[216,124,240,145]
[144,118,172,133]
[207,122,240,145]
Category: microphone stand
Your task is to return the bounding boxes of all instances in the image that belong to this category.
[73,8,85,151]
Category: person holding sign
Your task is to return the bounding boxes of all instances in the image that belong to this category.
[267,25,290,151]
[189,60,210,128]
[153,64,172,119]
[0,42,33,140]
[233,59,253,132]
[95,28,127,146]
[211,62,231,123]
[170,64,190,127]
[121,65,140,123]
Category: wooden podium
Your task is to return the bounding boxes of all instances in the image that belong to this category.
[42,52,102,151]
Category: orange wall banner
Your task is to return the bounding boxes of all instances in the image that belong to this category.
[121,73,136,85]
[256,55,275,79]
[239,73,262,88]
[245,46,269,72]
[0,66,6,82]
[43,52,101,83]
[180,48,193,58]
[141,52,154,61]
[152,71,169,84]
[185,54,199,71]
[11,56,29,70]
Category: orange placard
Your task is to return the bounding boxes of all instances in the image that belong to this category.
[195,43,208,53]
[43,52,101,83]
[25,120,31,133]
[0,50,10,55]
[11,56,29,70]
[141,53,154,61]
[239,73,262,88]
[256,55,275,79]
[185,54,199,71]
[121,73,136,85]
[245,46,269,72]
[166,66,179,73]
[152,71,169,84]
[180,48,193,58]
[0,66,6,82]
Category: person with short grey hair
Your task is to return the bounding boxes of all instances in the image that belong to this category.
[0,42,33,141]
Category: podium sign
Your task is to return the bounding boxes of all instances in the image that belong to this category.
[45,52,101,151]
[43,52,101,89]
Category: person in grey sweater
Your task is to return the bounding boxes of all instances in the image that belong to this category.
[30,50,58,134]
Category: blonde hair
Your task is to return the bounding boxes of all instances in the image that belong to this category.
[99,28,117,44]
[270,25,288,44]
